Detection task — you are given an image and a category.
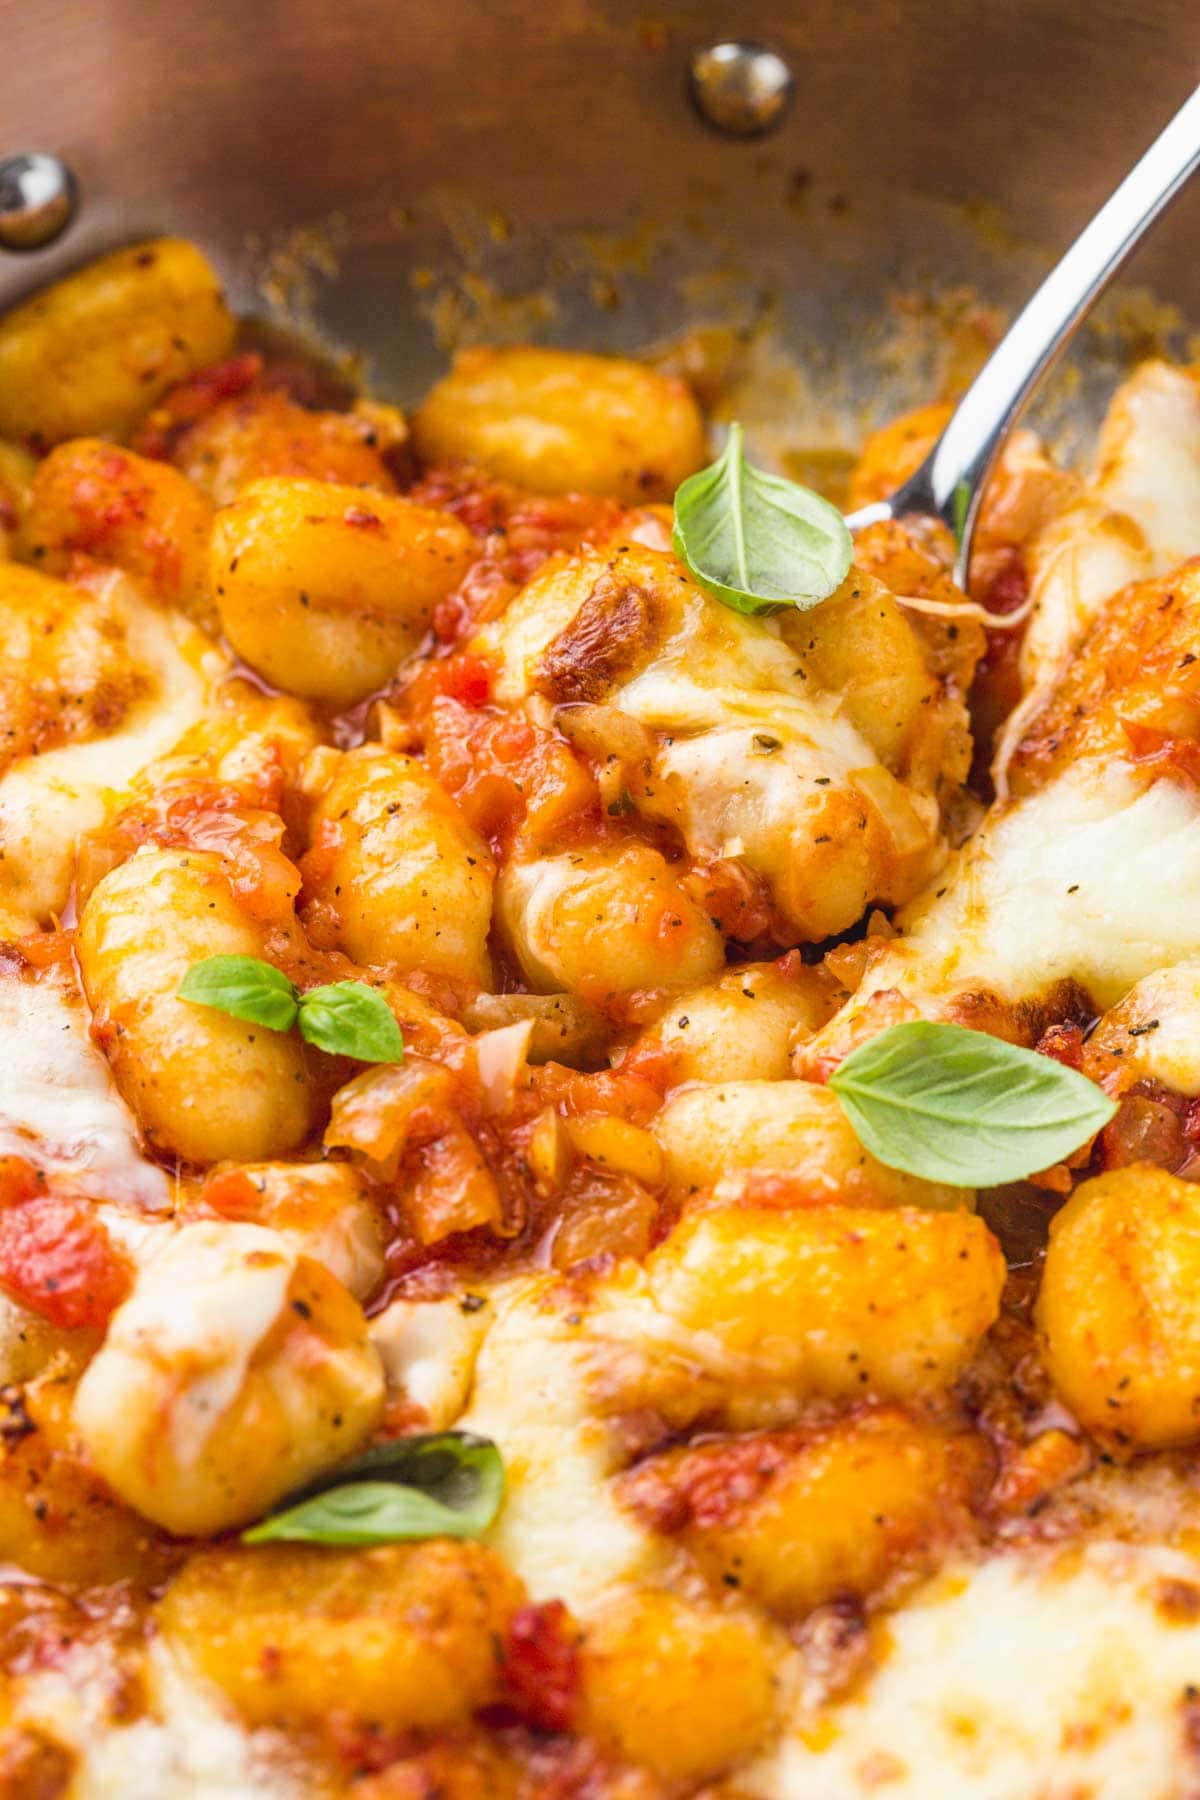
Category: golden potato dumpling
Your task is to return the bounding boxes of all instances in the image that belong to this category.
[172,387,404,506]
[0,1373,176,1587]
[633,960,837,1083]
[783,569,940,774]
[580,1588,777,1782]
[653,1079,971,1211]
[77,847,318,1165]
[648,1202,1005,1404]
[846,401,954,511]
[158,1538,523,1729]
[304,745,494,986]
[1039,1164,1200,1450]
[73,1221,383,1535]
[0,238,235,444]
[21,438,214,623]
[621,1409,989,1619]
[413,346,706,502]
[203,1158,385,1301]
[211,476,475,706]
[497,845,723,1005]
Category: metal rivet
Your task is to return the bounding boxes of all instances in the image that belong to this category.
[0,153,79,252]
[689,40,794,138]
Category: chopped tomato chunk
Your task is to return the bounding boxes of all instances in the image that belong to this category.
[0,1167,129,1329]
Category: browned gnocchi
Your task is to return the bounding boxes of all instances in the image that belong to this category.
[0,238,235,442]
[157,1536,522,1727]
[413,345,707,500]
[77,848,320,1164]
[302,744,495,987]
[211,475,475,704]
[1038,1164,1200,1451]
[21,437,215,622]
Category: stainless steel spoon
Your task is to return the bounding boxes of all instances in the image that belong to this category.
[844,82,1200,585]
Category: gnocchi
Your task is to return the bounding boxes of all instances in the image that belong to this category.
[1039,1164,1200,1451]
[21,437,215,623]
[211,475,475,705]
[77,848,319,1164]
[413,345,707,501]
[619,1408,989,1619]
[158,1535,521,1728]
[302,745,494,986]
[646,1202,1005,1402]
[0,238,235,443]
[496,844,724,1003]
[579,1588,778,1781]
[652,1078,972,1209]
[630,958,837,1082]
[73,1220,383,1535]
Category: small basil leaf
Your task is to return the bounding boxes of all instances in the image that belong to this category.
[242,1431,504,1546]
[828,1020,1116,1186]
[177,955,299,1032]
[297,981,405,1063]
[242,1480,483,1547]
[672,421,853,616]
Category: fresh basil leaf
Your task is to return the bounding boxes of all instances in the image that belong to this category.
[828,1020,1116,1186]
[242,1431,504,1546]
[672,421,853,616]
[177,955,299,1032]
[297,980,405,1063]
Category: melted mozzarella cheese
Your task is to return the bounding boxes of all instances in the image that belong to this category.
[0,968,170,1211]
[457,1278,664,1612]
[9,1635,294,1800]
[610,585,939,935]
[1090,959,1200,1097]
[850,758,1200,1015]
[1093,360,1200,570]
[0,576,224,925]
[616,604,852,739]
[1018,493,1150,685]
[74,1215,383,1538]
[753,1542,1200,1799]
[485,540,942,935]
[369,1293,490,1425]
[76,1222,294,1475]
[1003,363,1200,779]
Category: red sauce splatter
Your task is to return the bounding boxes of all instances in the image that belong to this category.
[104,782,301,925]
[681,855,779,945]
[500,1600,581,1733]
[201,1166,264,1218]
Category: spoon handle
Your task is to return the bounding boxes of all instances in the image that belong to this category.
[847,82,1200,584]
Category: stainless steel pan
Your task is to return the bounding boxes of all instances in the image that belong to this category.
[3,0,1200,440]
